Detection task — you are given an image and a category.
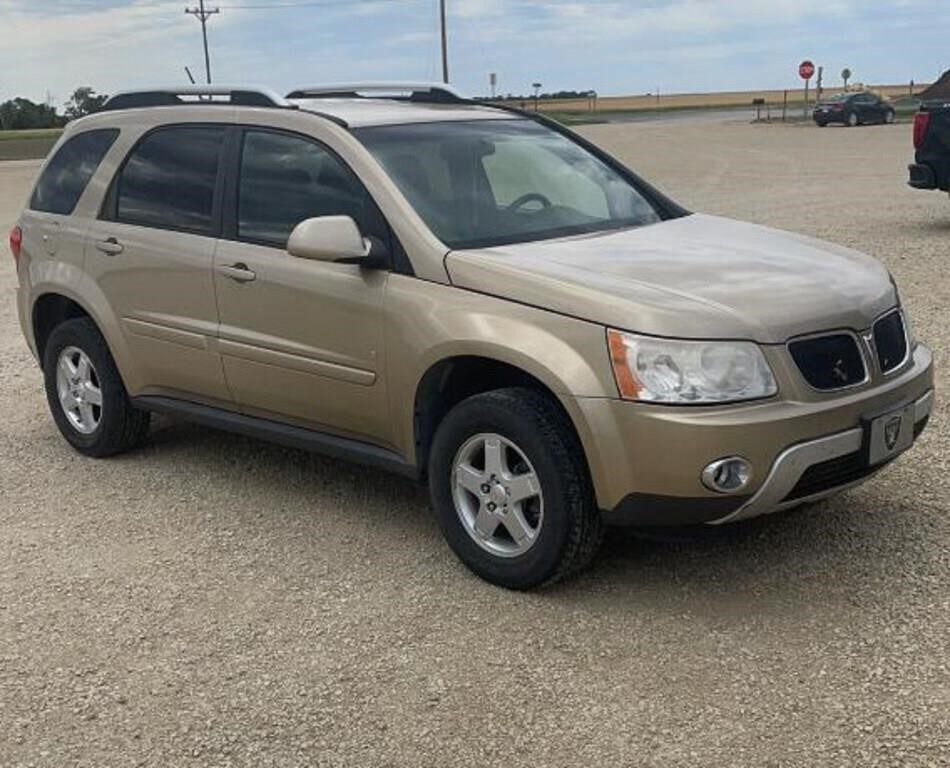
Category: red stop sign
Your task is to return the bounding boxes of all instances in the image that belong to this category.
[799,60,815,80]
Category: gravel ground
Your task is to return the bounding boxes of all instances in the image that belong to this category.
[1,123,948,767]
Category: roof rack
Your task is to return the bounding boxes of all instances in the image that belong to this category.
[101,85,295,112]
[286,82,467,104]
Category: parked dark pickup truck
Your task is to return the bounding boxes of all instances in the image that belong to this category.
[909,101,950,194]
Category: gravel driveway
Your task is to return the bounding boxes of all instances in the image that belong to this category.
[1,123,948,767]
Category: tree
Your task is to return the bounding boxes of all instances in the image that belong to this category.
[64,86,108,121]
[0,98,61,130]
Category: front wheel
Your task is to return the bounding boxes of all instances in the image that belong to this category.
[428,388,603,589]
[43,317,150,457]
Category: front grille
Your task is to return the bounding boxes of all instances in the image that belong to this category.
[783,450,884,502]
[789,334,866,390]
[873,311,908,373]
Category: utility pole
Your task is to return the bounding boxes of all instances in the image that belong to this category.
[440,0,449,84]
[185,0,219,84]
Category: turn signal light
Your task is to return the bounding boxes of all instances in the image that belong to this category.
[9,225,22,267]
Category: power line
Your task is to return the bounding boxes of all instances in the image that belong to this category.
[215,0,419,8]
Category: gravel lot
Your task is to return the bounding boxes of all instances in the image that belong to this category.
[1,123,948,767]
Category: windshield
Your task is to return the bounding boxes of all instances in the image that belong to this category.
[354,119,661,249]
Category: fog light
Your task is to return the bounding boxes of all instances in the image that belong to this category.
[701,457,752,494]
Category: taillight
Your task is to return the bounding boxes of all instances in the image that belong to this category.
[913,112,931,149]
[8,225,22,267]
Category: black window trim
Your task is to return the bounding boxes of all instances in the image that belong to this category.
[221,124,412,274]
[100,122,231,238]
[30,127,120,217]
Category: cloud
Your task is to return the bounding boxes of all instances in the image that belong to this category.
[0,0,945,104]
[0,0,243,103]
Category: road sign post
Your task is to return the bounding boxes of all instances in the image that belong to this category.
[799,60,815,119]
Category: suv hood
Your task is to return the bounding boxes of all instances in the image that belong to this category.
[445,214,895,344]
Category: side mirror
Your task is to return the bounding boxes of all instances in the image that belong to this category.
[287,216,371,264]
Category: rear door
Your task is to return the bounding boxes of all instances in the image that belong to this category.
[85,124,231,403]
[856,93,877,122]
[212,127,392,444]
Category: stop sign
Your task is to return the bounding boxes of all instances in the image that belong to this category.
[799,60,815,80]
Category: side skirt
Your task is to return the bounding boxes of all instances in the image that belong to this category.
[133,395,418,479]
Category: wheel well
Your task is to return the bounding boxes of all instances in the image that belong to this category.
[32,294,90,362]
[414,356,577,478]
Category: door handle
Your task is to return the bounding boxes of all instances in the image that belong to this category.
[95,237,124,256]
[218,262,257,283]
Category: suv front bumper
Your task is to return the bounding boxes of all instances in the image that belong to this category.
[571,343,934,526]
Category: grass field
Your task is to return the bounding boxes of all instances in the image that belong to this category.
[0,128,61,161]
[514,82,926,116]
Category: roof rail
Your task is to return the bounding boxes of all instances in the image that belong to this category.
[286,82,467,104]
[101,85,295,112]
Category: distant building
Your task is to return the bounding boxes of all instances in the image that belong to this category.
[919,70,950,101]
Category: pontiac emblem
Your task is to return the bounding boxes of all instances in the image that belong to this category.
[831,358,849,384]
[884,415,902,451]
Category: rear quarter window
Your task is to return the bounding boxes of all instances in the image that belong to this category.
[29,129,119,215]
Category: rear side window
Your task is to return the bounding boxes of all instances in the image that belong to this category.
[237,129,369,247]
[116,126,225,234]
[30,129,118,215]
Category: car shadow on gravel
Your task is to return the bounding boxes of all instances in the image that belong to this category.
[888,216,950,235]
[143,417,934,615]
[551,485,938,618]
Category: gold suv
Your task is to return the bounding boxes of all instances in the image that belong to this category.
[11,84,933,588]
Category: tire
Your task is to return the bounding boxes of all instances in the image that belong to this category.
[885,110,895,125]
[428,387,603,589]
[816,121,828,128]
[847,112,859,127]
[42,317,150,458]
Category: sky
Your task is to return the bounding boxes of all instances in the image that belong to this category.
[2,0,948,107]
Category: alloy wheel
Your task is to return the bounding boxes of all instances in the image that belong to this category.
[451,432,544,558]
[55,346,102,435]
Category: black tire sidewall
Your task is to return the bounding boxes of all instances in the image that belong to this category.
[428,390,586,589]
[42,318,138,456]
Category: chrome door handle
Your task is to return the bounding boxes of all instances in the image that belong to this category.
[218,263,257,283]
[95,237,123,256]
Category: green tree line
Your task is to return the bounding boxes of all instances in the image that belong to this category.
[0,87,108,130]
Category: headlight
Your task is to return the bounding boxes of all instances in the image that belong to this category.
[607,330,778,404]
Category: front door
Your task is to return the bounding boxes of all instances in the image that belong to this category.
[85,124,231,403]
[212,127,392,445]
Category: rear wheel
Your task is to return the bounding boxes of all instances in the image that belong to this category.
[884,109,896,124]
[816,121,828,128]
[428,388,603,589]
[43,318,150,457]
[847,112,859,127]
